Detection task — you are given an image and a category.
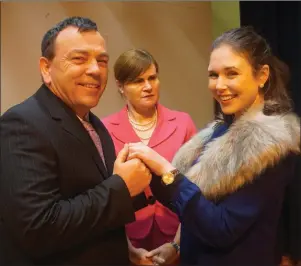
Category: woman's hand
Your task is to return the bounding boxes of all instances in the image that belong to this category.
[146,243,179,265]
[129,247,153,265]
[128,142,175,176]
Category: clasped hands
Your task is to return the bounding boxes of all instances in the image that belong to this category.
[114,142,175,197]
[126,142,175,176]
[129,243,179,266]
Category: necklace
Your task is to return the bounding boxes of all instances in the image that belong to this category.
[127,107,158,141]
[128,116,155,126]
[134,126,156,140]
[127,108,157,130]
[127,108,157,123]
[130,117,157,132]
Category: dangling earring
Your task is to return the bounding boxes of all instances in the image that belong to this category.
[259,84,264,88]
[119,88,124,94]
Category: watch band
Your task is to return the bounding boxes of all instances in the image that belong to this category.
[169,241,180,253]
[169,168,180,176]
[161,168,180,185]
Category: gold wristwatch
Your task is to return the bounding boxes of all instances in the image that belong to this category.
[161,169,180,185]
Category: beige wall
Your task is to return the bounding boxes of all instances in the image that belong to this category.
[1,1,213,128]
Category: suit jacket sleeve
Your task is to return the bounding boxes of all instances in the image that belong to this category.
[151,155,294,249]
[0,111,135,259]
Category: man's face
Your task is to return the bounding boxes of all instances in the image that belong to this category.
[41,26,109,117]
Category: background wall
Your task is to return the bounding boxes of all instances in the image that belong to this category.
[211,1,240,39]
[1,1,215,128]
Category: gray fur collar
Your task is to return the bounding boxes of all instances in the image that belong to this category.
[172,106,300,201]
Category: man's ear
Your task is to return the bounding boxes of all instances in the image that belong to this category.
[39,57,52,85]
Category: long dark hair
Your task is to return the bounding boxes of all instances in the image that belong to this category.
[212,26,292,124]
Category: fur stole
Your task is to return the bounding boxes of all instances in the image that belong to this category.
[172,104,300,201]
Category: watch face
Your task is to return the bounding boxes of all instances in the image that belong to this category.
[162,173,174,185]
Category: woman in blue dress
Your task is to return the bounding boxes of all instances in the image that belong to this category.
[125,26,300,265]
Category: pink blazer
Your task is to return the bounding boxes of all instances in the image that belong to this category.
[102,104,197,243]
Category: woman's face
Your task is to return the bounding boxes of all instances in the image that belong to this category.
[208,44,269,117]
[120,64,160,111]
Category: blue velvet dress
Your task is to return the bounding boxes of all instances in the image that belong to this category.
[150,122,296,265]
[181,123,229,265]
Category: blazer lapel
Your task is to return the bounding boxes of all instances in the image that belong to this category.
[148,104,177,148]
[108,106,141,144]
[35,85,108,177]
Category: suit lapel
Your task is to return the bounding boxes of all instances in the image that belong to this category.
[35,85,108,178]
[90,113,116,175]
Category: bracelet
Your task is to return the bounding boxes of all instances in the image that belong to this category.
[169,241,180,253]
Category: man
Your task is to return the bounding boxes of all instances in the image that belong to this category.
[0,17,152,265]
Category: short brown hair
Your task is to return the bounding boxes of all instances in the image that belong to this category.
[114,49,159,85]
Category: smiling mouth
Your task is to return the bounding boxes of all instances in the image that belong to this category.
[79,83,100,89]
[219,95,237,102]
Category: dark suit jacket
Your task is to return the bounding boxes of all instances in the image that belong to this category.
[0,85,138,265]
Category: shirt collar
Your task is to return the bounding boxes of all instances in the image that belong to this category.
[77,113,90,123]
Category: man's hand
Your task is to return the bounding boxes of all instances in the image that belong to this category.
[113,144,152,197]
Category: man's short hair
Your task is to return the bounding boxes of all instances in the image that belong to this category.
[41,16,98,60]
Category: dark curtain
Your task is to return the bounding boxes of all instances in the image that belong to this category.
[240,1,301,262]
